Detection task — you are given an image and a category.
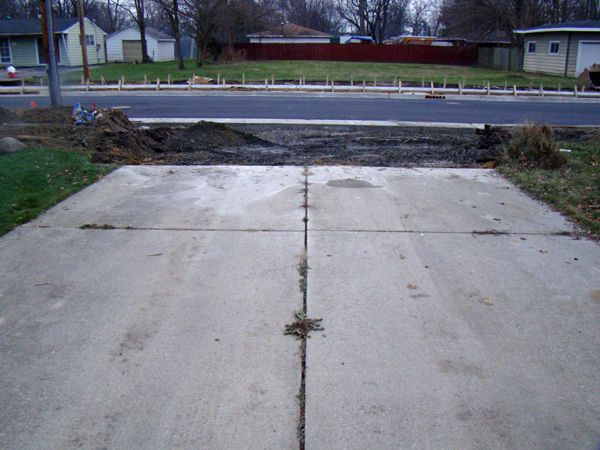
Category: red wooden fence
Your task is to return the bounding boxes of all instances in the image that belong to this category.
[234,43,478,66]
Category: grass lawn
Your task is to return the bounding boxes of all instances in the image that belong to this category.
[499,142,600,236]
[0,148,114,236]
[66,60,575,89]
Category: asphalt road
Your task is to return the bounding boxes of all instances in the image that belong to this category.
[1,92,599,125]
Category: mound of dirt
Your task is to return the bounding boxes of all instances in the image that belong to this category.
[0,107,16,123]
[163,121,271,153]
[90,110,168,164]
[20,106,73,123]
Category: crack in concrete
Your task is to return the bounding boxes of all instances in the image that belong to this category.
[24,225,304,233]
[309,228,581,237]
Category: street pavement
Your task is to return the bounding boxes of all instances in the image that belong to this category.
[2,92,600,125]
[1,166,599,449]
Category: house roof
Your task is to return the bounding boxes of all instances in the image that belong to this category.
[0,17,79,35]
[515,20,600,34]
[248,22,331,38]
[107,26,175,41]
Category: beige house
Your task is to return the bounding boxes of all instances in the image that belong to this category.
[0,17,107,67]
[515,20,600,77]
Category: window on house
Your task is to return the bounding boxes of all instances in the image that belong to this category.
[549,41,560,54]
[528,42,537,53]
[0,38,11,63]
[85,35,95,46]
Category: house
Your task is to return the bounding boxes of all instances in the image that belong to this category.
[106,27,175,63]
[0,17,107,67]
[515,20,600,77]
[248,23,332,44]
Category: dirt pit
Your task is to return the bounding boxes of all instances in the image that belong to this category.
[1,106,597,167]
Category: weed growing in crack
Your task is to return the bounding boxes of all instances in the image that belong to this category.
[284,311,323,340]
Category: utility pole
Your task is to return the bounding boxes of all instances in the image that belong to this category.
[77,0,90,83]
[39,0,62,106]
[359,0,366,35]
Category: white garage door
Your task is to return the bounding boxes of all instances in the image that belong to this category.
[576,41,600,76]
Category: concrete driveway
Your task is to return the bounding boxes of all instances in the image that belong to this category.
[0,166,599,449]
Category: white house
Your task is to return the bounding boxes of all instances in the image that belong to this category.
[515,20,600,77]
[106,27,175,63]
[0,17,106,67]
[248,22,332,44]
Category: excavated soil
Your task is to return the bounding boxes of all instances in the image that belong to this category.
[1,106,598,167]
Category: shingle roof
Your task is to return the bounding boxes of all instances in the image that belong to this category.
[0,17,78,35]
[248,22,331,38]
[515,20,600,34]
[107,26,174,41]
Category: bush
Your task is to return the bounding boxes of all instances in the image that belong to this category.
[506,123,567,169]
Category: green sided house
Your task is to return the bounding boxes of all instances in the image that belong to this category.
[0,17,107,68]
[515,20,600,77]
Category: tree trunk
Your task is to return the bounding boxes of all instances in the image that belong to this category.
[139,23,150,63]
[195,28,203,67]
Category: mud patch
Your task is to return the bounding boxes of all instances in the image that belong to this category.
[327,179,378,188]
[1,108,598,167]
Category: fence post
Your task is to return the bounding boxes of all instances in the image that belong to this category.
[242,73,245,85]
[156,78,160,91]
[574,85,578,97]
[121,75,125,86]
[265,78,268,90]
[539,84,544,96]
[86,79,90,92]
[20,79,25,95]
[331,80,334,92]
[363,79,366,92]
[223,78,226,86]
[374,75,377,87]
[272,74,275,85]
[443,76,447,89]
[459,80,463,95]
[187,78,191,91]
[144,74,148,85]
[398,80,402,94]
[486,81,491,95]
[118,79,122,91]
[513,85,517,96]
[217,74,220,84]
[101,76,106,86]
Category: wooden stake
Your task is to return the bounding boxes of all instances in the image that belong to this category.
[192,73,196,85]
[121,75,125,85]
[558,82,561,92]
[513,85,517,96]
[144,74,148,85]
[574,85,578,97]
[539,84,544,96]
[118,79,122,91]
[271,74,274,85]
[430,80,435,95]
[242,73,245,85]
[503,81,507,91]
[265,78,268,90]
[101,76,105,85]
[86,79,90,92]
[331,80,334,92]
[374,75,377,87]
[421,77,425,88]
[443,76,447,89]
[20,79,25,95]
[398,80,402,94]
[363,79,366,92]
[458,80,463,95]
[187,79,191,91]
[168,74,171,85]
[350,75,353,86]
[156,78,160,91]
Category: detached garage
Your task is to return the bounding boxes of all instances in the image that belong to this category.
[515,20,600,77]
[106,27,175,63]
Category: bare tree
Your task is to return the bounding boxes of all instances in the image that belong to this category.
[153,0,183,69]
[337,0,409,42]
[182,0,224,66]
[121,0,150,62]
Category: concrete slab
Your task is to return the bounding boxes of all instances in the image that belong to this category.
[308,167,572,234]
[31,166,306,231]
[305,231,600,449]
[0,226,303,449]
